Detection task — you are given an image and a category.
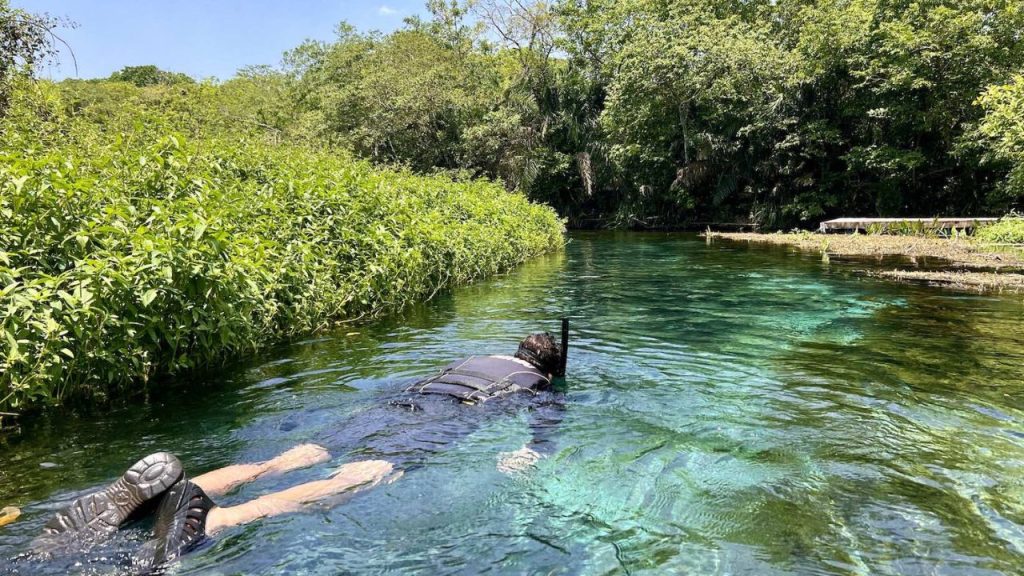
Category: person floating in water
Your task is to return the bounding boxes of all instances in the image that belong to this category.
[28,327,568,571]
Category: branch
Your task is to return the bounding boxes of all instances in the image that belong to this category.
[45,26,78,76]
[8,14,78,76]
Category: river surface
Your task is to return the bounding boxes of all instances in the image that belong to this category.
[2,232,1024,575]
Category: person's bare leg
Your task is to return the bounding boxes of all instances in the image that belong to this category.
[192,444,330,497]
[204,460,398,534]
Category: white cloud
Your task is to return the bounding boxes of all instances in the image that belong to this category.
[378,5,398,15]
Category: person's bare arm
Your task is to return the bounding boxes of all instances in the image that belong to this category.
[497,397,566,474]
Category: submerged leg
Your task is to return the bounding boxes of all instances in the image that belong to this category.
[192,444,330,497]
[204,460,398,534]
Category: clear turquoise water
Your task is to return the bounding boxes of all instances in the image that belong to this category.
[2,232,1024,575]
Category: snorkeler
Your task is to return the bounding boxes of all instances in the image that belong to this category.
[29,326,568,571]
[407,330,563,402]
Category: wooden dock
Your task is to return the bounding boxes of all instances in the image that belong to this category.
[818,217,999,233]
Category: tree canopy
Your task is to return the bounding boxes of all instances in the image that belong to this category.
[274,0,1024,228]
[107,65,195,87]
[7,0,1024,229]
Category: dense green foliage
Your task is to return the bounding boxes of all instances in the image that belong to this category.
[977,75,1024,205]
[272,0,1024,228]
[107,64,195,87]
[579,0,1024,227]
[24,1,1019,229]
[286,16,565,197]
[975,218,1024,245]
[0,77,563,414]
[283,3,587,219]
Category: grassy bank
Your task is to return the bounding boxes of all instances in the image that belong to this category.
[0,86,565,415]
[707,230,1024,293]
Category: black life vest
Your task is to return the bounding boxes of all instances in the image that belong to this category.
[406,356,550,403]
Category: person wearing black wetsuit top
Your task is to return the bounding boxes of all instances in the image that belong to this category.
[23,331,566,573]
[410,332,559,403]
[314,331,566,474]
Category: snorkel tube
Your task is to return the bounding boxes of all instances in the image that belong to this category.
[556,318,569,378]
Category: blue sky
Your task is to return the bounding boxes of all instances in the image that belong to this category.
[13,0,427,80]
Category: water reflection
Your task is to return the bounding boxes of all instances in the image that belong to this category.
[1,232,1023,575]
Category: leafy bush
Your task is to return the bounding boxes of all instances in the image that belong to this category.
[977,75,1024,206]
[0,85,564,414]
[974,218,1024,245]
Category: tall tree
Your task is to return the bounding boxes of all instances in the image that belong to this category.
[108,65,194,87]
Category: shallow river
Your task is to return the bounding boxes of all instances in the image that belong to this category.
[2,232,1024,575]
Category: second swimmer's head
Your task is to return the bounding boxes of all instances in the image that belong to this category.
[515,333,561,376]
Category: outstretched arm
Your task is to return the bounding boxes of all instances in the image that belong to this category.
[497,397,566,474]
[527,398,566,456]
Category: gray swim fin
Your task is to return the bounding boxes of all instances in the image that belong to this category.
[140,477,216,569]
[37,452,183,547]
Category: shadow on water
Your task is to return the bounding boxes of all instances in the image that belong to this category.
[2,232,1024,575]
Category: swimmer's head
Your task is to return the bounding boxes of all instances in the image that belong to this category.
[515,333,561,376]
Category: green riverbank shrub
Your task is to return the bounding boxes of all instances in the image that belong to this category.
[974,217,1024,245]
[977,75,1024,205]
[0,85,565,414]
